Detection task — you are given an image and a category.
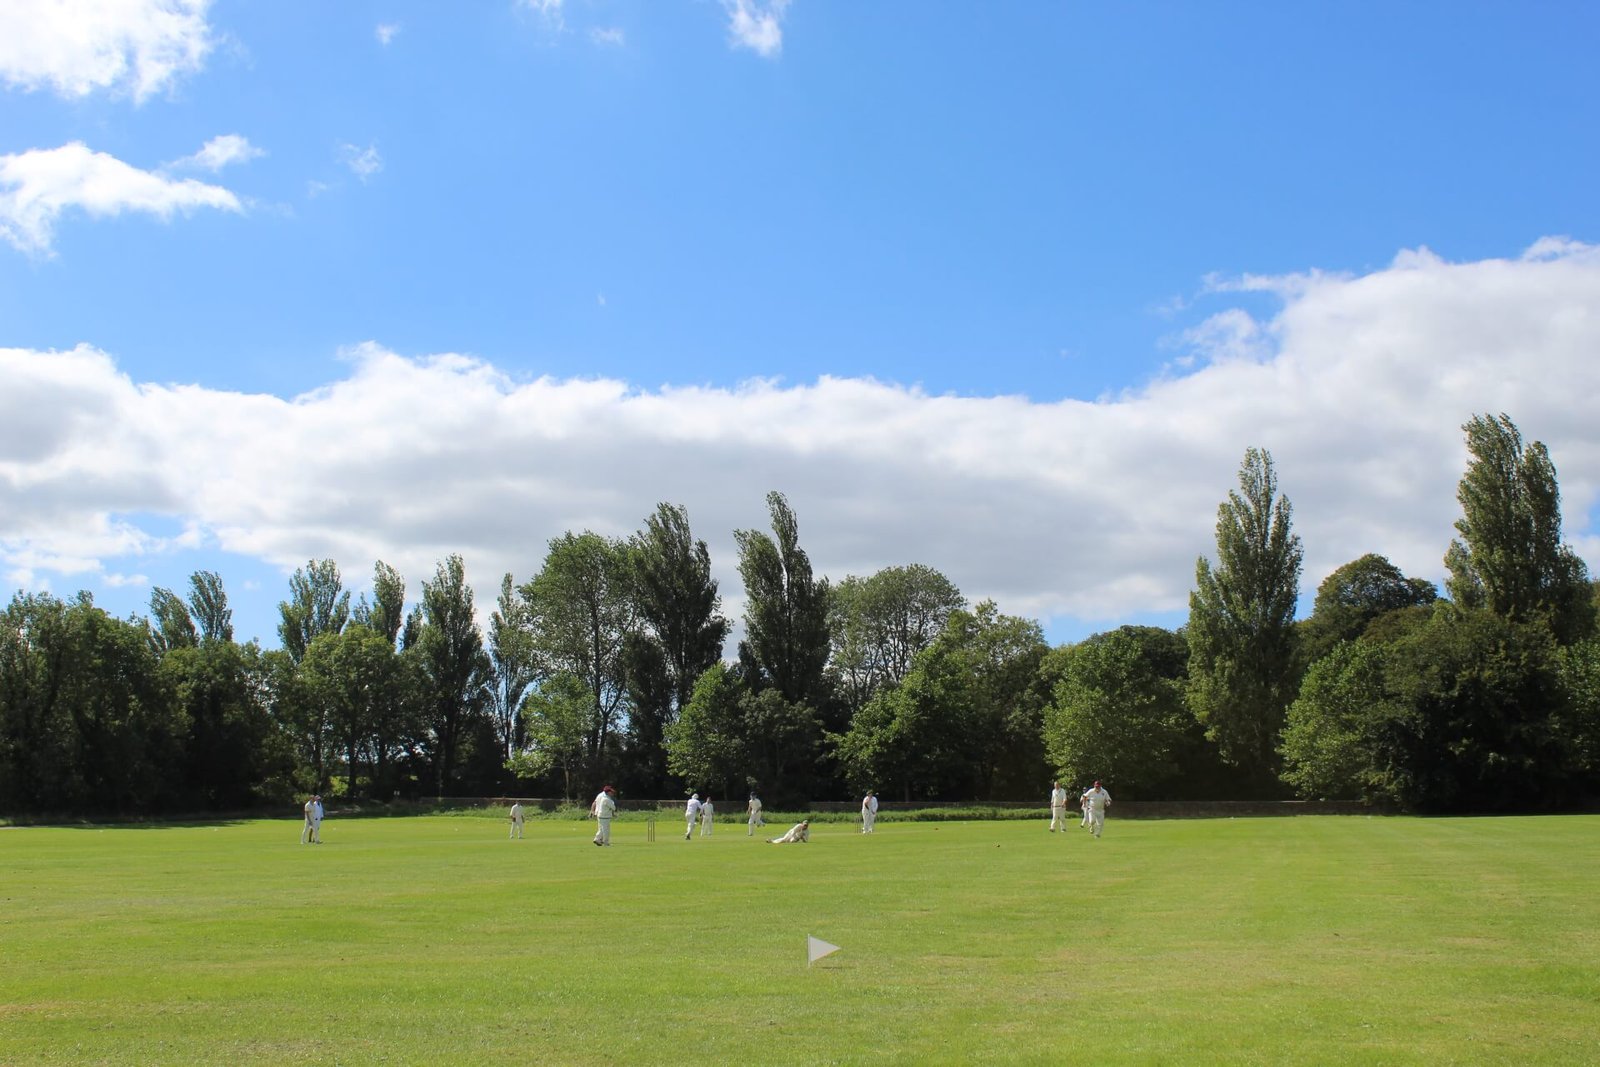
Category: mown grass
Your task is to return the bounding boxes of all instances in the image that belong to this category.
[2,814,1597,1065]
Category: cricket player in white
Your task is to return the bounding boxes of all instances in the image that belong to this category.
[746,793,763,836]
[769,820,809,843]
[301,796,316,844]
[1083,781,1111,837]
[1049,781,1069,832]
[861,791,878,833]
[1080,787,1093,829]
[684,793,702,839]
[700,795,715,836]
[310,795,324,843]
[592,786,617,846]
[509,801,525,839]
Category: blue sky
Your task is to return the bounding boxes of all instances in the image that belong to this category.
[3,0,1599,649]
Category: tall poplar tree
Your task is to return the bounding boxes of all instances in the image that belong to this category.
[1445,413,1595,644]
[632,503,728,716]
[187,570,233,643]
[627,502,726,793]
[1187,447,1303,786]
[278,559,351,662]
[415,554,491,794]
[734,491,831,708]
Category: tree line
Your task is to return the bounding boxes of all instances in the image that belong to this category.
[3,413,1597,816]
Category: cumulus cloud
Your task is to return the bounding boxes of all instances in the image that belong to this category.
[0,141,242,255]
[0,0,213,102]
[376,23,401,46]
[3,241,1599,642]
[723,0,789,57]
[167,133,264,173]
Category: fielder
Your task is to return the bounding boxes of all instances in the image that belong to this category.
[861,790,878,833]
[592,786,617,846]
[509,801,525,839]
[1049,780,1068,832]
[301,795,317,844]
[1083,780,1112,838]
[700,795,715,837]
[1080,787,1093,829]
[769,820,810,844]
[746,793,763,836]
[684,793,703,839]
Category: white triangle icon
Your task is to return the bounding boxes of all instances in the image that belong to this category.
[807,935,841,965]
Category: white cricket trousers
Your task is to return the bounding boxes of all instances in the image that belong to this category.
[1050,806,1067,831]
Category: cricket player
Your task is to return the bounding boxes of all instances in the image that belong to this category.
[769,820,810,844]
[1049,781,1069,832]
[1083,781,1111,838]
[509,801,525,839]
[746,793,763,836]
[1080,787,1093,829]
[700,795,714,836]
[861,791,878,833]
[592,786,617,846]
[684,793,703,839]
[301,795,317,844]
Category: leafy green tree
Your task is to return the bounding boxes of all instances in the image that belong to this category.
[278,559,351,662]
[1279,639,1398,802]
[1382,609,1573,812]
[413,554,492,794]
[665,662,750,796]
[161,637,272,808]
[834,602,1047,800]
[0,593,180,813]
[1188,447,1304,789]
[1043,625,1192,797]
[520,532,638,783]
[1557,636,1600,781]
[1285,609,1579,812]
[1300,554,1436,665]
[511,673,592,800]
[263,646,332,793]
[620,629,675,795]
[1445,413,1595,644]
[830,564,964,716]
[300,624,408,798]
[735,491,832,709]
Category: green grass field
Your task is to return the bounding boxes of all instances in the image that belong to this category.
[3,813,1597,1065]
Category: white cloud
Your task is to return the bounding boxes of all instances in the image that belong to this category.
[4,241,1599,644]
[0,141,242,255]
[376,23,401,46]
[723,0,789,58]
[517,0,564,30]
[590,26,626,47]
[168,133,263,173]
[340,143,383,182]
[0,0,213,102]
